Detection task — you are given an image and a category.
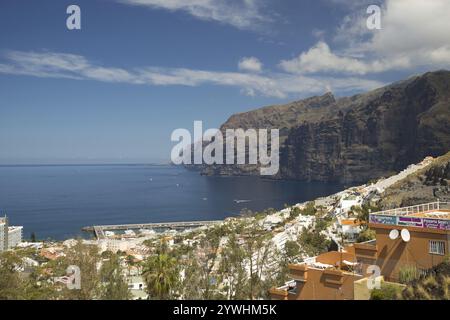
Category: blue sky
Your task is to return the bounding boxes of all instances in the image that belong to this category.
[1,0,449,164]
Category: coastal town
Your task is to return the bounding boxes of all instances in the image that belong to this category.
[1,0,450,310]
[1,153,448,300]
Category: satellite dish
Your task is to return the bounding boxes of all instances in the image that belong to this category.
[389,229,399,240]
[401,229,410,242]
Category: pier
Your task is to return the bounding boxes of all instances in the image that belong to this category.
[82,220,222,239]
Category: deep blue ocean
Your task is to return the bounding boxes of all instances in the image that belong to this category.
[0,165,344,240]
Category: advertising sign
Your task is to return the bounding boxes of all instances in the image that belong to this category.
[369,214,397,225]
[398,216,423,228]
[423,218,450,231]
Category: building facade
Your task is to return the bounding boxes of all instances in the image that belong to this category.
[367,202,449,281]
[0,216,8,252]
[270,202,450,300]
[270,250,363,300]
[0,216,23,252]
[7,226,23,249]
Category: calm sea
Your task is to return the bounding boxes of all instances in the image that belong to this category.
[0,165,344,240]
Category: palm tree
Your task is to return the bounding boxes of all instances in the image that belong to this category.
[142,250,179,299]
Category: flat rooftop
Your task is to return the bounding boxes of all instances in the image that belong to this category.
[408,210,450,220]
[371,202,450,220]
[8,226,23,231]
[369,202,450,231]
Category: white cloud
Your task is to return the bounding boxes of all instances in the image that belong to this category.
[367,0,450,56]
[0,50,384,98]
[238,57,263,73]
[117,0,270,30]
[279,42,368,74]
[283,0,450,75]
[279,41,410,75]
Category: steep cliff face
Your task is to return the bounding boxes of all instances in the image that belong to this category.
[198,70,450,183]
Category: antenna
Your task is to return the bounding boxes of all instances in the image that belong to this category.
[389,229,399,240]
[400,229,410,242]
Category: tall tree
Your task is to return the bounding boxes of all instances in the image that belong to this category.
[194,227,223,299]
[61,240,101,300]
[241,223,276,300]
[99,252,131,300]
[218,231,247,299]
[178,251,204,299]
[142,243,179,299]
[0,251,25,300]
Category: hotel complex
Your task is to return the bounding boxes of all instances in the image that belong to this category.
[270,202,450,300]
[0,216,23,252]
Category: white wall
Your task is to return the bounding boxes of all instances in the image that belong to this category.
[8,227,23,249]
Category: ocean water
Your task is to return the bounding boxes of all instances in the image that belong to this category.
[0,165,344,240]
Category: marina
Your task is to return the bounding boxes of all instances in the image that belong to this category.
[82,220,223,239]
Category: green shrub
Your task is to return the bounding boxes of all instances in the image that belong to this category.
[356,229,376,242]
[398,265,419,284]
[301,202,317,216]
[370,283,401,300]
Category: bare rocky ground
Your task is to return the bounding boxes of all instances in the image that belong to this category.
[380,151,450,208]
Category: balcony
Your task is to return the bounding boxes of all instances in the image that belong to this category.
[288,264,308,282]
[323,269,344,285]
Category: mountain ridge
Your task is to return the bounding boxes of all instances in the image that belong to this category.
[194,70,450,184]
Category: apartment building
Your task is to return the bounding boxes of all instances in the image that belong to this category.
[0,216,23,252]
[270,201,450,300]
[0,216,7,252]
[367,201,449,281]
[270,250,363,300]
[8,226,23,249]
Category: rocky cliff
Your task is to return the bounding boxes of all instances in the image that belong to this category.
[196,70,450,184]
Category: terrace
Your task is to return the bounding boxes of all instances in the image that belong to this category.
[370,201,450,217]
[369,202,450,231]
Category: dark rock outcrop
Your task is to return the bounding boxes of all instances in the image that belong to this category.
[196,70,450,184]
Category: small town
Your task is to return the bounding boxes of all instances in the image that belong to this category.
[1,1,450,311]
[1,153,449,300]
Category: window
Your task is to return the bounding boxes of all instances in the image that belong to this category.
[429,240,445,255]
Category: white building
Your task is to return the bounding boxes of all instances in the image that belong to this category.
[0,218,6,251]
[98,238,135,253]
[0,216,23,251]
[128,276,148,300]
[335,194,362,217]
[8,226,23,249]
[335,218,362,241]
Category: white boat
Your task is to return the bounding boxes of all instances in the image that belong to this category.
[233,199,251,204]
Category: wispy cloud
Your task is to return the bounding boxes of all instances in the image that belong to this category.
[117,0,271,31]
[0,50,384,98]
